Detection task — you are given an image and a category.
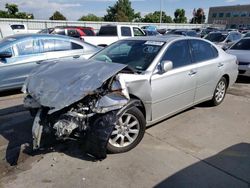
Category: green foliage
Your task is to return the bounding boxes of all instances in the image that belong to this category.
[142,11,173,23]
[190,8,206,24]
[78,14,103,21]
[5,3,18,15]
[0,10,9,18]
[173,9,187,23]
[49,11,67,20]
[103,0,139,22]
[0,3,33,19]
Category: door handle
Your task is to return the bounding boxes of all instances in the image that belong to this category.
[73,55,80,59]
[189,70,197,76]
[36,60,43,64]
[218,63,224,67]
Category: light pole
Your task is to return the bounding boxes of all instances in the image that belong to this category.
[160,0,162,24]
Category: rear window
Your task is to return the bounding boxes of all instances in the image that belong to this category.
[98,26,117,36]
[82,29,95,36]
[230,39,250,50]
[10,24,25,30]
[52,29,66,35]
[205,33,227,42]
[41,39,84,52]
[121,27,132,36]
[67,29,80,38]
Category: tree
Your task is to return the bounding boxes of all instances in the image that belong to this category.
[49,11,67,20]
[133,12,142,22]
[78,14,102,21]
[142,11,172,23]
[5,3,18,15]
[103,0,139,22]
[0,10,9,18]
[16,12,34,19]
[173,9,187,23]
[0,3,33,19]
[190,8,206,24]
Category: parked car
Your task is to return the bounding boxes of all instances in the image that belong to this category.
[204,31,242,50]
[243,32,250,38]
[81,24,145,47]
[51,26,96,38]
[23,36,238,159]
[141,25,157,31]
[166,29,199,37]
[10,24,28,34]
[226,38,250,76]
[0,34,101,91]
[38,28,54,34]
[143,29,161,36]
[200,27,219,38]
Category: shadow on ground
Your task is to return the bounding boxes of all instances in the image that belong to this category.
[155,143,250,188]
[236,75,250,84]
[0,110,101,171]
[0,111,33,166]
[0,89,22,97]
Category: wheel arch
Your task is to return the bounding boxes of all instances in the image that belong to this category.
[222,74,230,88]
[129,94,146,119]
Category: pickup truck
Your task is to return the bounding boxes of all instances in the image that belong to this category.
[81,24,145,47]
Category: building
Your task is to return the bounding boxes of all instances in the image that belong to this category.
[208,4,250,29]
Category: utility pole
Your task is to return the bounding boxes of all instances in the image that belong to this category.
[160,0,162,24]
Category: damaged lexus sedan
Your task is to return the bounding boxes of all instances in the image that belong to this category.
[23,36,238,159]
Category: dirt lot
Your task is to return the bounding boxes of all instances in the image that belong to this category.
[0,76,249,188]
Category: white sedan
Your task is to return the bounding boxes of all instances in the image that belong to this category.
[227,38,250,76]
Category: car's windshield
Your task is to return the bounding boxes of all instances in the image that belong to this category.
[230,39,250,50]
[91,40,165,71]
[205,33,227,42]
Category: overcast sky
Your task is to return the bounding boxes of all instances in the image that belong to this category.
[0,0,249,21]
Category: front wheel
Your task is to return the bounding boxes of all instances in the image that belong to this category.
[210,77,228,106]
[107,107,146,153]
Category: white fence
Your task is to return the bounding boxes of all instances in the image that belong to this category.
[0,18,214,33]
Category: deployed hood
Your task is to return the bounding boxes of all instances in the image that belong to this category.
[23,59,127,112]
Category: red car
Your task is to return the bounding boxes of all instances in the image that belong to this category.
[52,26,95,38]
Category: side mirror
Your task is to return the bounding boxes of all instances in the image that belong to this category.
[0,51,12,59]
[226,39,232,43]
[160,60,173,73]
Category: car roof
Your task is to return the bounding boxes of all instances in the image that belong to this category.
[123,35,187,43]
[0,34,79,49]
[2,33,73,40]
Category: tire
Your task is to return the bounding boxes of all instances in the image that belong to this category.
[107,107,146,154]
[210,77,228,106]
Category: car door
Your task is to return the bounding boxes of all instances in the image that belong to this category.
[150,40,197,121]
[44,39,84,60]
[189,39,221,103]
[0,39,45,90]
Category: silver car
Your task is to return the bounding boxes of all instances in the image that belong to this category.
[23,36,238,157]
[0,34,100,91]
[226,37,250,76]
[204,31,242,50]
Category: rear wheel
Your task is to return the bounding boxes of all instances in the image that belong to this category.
[210,77,228,106]
[107,107,145,153]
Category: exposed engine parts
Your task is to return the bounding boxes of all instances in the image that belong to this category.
[24,69,131,159]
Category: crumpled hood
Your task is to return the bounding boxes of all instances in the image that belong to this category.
[23,59,127,113]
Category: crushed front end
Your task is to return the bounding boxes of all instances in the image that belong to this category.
[22,59,132,159]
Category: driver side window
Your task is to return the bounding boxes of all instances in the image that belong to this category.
[161,40,192,69]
